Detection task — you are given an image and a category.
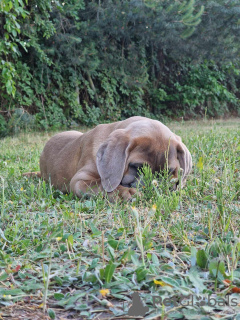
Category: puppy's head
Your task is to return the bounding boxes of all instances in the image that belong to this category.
[96,128,192,192]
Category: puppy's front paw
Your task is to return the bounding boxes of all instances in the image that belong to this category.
[107,185,137,202]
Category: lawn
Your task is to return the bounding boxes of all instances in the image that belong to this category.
[0,119,240,320]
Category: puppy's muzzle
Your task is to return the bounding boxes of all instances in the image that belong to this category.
[120,163,144,188]
[120,163,183,191]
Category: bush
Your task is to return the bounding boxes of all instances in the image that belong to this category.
[7,109,36,134]
[0,115,8,138]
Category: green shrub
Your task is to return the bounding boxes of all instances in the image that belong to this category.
[0,115,8,138]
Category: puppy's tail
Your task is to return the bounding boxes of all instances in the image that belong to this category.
[22,171,41,178]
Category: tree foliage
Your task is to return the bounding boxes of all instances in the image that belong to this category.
[0,0,239,135]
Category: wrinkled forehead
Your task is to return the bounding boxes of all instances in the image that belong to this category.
[127,138,179,173]
[127,119,173,140]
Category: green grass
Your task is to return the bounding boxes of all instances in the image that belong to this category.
[0,119,240,320]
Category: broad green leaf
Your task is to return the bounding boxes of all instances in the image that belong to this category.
[209,260,226,280]
[151,253,159,265]
[136,266,148,282]
[0,272,9,281]
[131,254,140,266]
[108,238,119,249]
[105,261,116,283]
[107,245,115,261]
[48,309,56,319]
[190,247,197,267]
[188,269,206,292]
[89,258,99,270]
[54,293,64,300]
[120,249,134,263]
[161,276,179,287]
[0,288,24,295]
[196,249,208,269]
[99,268,105,280]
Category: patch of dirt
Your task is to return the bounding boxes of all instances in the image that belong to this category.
[0,301,79,320]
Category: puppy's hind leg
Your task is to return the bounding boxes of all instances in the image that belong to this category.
[22,172,41,178]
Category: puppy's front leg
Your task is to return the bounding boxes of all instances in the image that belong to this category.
[70,170,104,198]
[70,170,137,201]
[107,185,137,202]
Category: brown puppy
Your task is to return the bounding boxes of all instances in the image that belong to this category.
[30,116,192,200]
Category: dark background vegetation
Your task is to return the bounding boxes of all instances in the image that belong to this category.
[1,0,240,136]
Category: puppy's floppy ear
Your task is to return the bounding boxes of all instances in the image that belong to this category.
[96,129,131,192]
[177,142,192,185]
